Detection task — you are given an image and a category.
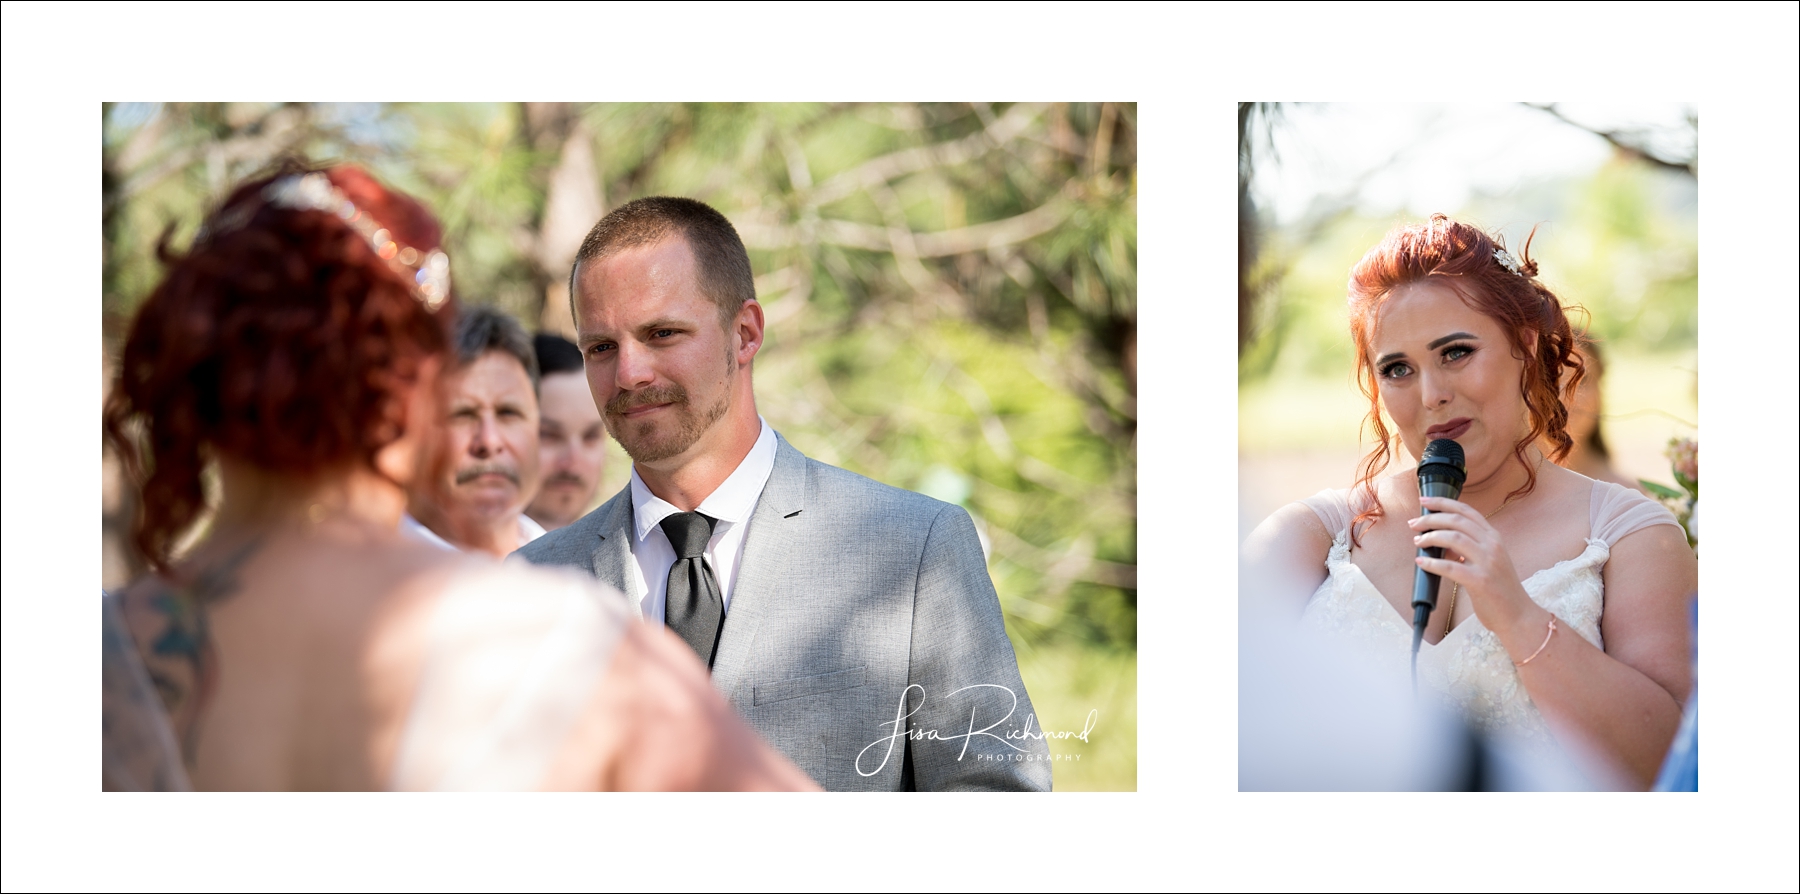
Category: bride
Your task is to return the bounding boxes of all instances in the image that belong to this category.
[101,164,814,791]
[1240,215,1695,789]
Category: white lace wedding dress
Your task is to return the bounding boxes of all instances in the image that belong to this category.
[1297,479,1680,743]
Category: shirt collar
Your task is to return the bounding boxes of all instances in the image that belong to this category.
[400,512,460,552]
[631,418,777,543]
[518,512,547,544]
[403,511,546,552]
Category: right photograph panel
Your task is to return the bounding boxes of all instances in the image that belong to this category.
[1236,103,1699,792]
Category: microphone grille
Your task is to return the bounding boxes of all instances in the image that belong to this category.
[1421,438,1466,471]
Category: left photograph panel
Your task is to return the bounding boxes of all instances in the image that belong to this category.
[99,102,1137,790]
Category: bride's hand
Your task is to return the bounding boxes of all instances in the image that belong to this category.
[1408,496,1537,632]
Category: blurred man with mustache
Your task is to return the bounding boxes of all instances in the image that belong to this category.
[516,197,1049,791]
[403,307,547,557]
[526,333,608,531]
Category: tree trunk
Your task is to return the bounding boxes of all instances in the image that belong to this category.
[523,103,604,337]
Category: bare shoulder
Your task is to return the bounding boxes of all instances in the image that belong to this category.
[1244,500,1330,552]
[285,537,475,632]
[1599,515,1696,704]
[1607,521,1697,594]
[1529,463,1605,538]
[1539,461,1599,502]
[1240,499,1336,614]
[362,548,596,658]
[1598,468,1650,495]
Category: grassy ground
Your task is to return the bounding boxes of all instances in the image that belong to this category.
[1013,642,1137,791]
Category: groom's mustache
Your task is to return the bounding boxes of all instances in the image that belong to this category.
[606,383,688,417]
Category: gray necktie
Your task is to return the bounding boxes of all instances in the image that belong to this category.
[661,511,723,667]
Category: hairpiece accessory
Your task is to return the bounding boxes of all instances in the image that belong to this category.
[1493,247,1525,278]
[265,173,451,309]
[206,172,451,310]
[1514,615,1557,666]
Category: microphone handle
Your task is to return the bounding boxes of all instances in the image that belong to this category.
[1411,471,1463,688]
[1410,508,1444,677]
[1412,478,1461,613]
[1412,536,1445,611]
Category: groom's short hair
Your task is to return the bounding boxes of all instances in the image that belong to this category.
[568,196,756,329]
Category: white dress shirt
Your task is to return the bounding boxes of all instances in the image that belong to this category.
[628,418,777,623]
[400,512,546,553]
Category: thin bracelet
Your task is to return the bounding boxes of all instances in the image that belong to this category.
[1514,616,1557,666]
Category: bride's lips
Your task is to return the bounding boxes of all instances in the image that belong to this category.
[1426,418,1472,440]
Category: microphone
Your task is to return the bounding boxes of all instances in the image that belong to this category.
[1410,439,1467,690]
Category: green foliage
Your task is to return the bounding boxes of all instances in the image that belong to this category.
[1545,160,1698,350]
[1238,158,1698,390]
[1014,643,1136,791]
[1640,437,1699,551]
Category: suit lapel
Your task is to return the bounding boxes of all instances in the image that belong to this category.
[710,435,810,700]
[584,487,643,608]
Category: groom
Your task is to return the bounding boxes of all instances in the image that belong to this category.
[515,196,1050,791]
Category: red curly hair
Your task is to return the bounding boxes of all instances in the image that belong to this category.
[1346,214,1584,544]
[103,163,454,574]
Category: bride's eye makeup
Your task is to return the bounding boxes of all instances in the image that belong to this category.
[1439,343,1475,363]
[1379,358,1412,379]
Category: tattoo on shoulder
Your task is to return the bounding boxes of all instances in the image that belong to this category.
[102,598,189,791]
[125,538,262,765]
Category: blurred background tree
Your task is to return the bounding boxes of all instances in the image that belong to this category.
[1236,103,1698,530]
[100,101,1137,789]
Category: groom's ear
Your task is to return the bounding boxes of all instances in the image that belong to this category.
[732,299,765,368]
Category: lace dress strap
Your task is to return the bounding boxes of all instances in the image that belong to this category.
[1589,479,1682,547]
[1300,488,1356,540]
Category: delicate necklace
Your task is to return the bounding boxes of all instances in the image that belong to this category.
[1442,455,1543,637]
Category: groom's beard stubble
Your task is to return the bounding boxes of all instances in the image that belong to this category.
[605,376,732,465]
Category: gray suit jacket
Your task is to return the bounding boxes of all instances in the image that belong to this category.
[514,434,1052,791]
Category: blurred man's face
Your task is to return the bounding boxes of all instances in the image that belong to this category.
[440,350,541,528]
[527,371,607,529]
